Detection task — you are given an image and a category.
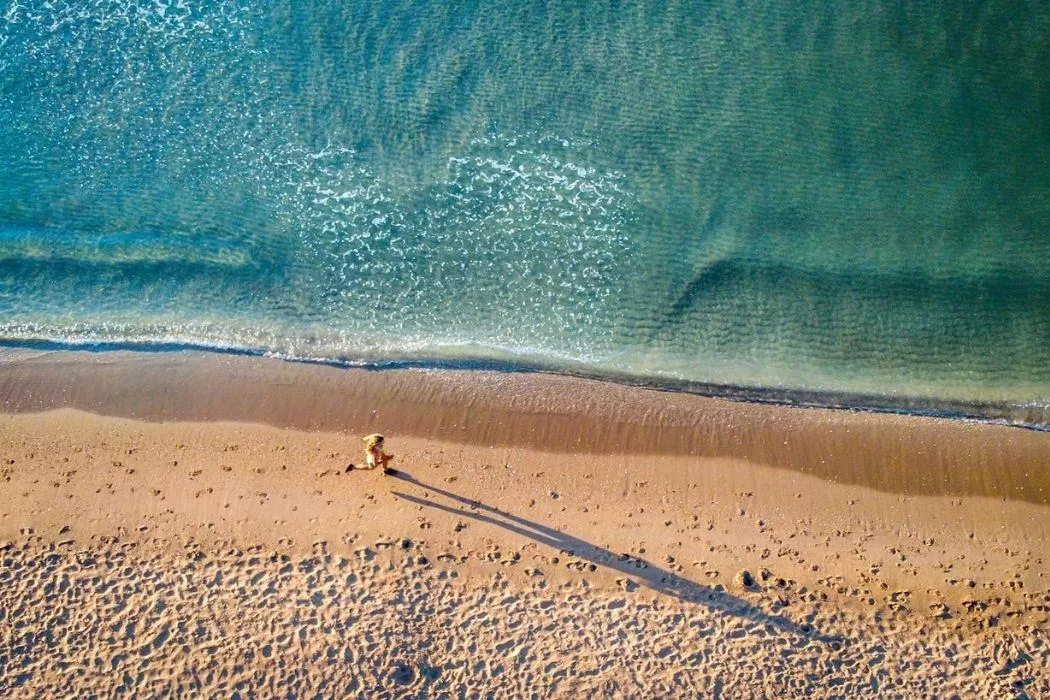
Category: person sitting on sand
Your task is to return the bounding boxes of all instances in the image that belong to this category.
[358,433,395,475]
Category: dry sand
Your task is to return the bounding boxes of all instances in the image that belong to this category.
[0,349,1048,697]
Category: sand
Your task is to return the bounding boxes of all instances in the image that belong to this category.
[0,349,1048,696]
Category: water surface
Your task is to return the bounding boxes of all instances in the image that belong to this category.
[1,1,1049,423]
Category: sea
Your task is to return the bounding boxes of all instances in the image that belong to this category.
[1,1,1049,426]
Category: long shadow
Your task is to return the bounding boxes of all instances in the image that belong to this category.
[391,472,841,646]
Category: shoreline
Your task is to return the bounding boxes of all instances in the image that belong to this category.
[1,346,1048,505]
[3,338,1048,430]
[1,347,1049,694]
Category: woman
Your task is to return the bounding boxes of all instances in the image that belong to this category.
[359,433,395,474]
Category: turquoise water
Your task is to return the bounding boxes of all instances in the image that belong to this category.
[1,1,1049,422]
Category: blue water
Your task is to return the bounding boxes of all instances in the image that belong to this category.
[1,1,1049,423]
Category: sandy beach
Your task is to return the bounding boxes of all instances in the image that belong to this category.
[1,349,1048,697]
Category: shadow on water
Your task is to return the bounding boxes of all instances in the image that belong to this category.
[391,472,841,647]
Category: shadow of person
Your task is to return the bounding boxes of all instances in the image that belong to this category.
[391,471,842,647]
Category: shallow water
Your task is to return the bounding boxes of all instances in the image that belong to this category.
[1,1,1048,421]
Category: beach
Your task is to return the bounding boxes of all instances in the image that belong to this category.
[4,1,1050,696]
[1,349,1047,696]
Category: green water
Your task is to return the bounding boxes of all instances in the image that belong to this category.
[1,1,1049,421]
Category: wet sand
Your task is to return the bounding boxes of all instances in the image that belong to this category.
[0,349,1048,696]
